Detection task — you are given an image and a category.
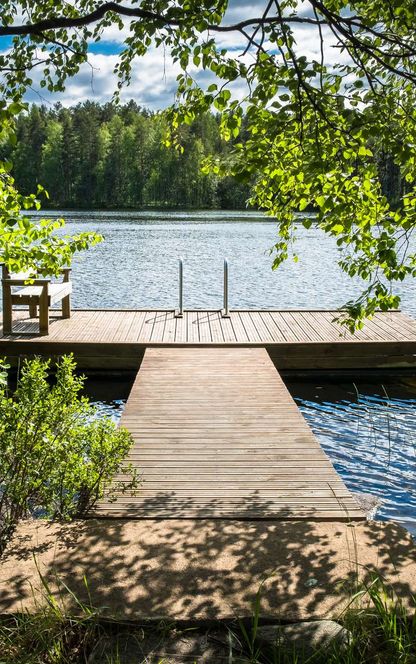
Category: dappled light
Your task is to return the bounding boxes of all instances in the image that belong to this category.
[1,518,415,621]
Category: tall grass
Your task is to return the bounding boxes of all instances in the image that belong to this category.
[0,570,102,664]
[334,576,416,664]
[0,574,414,663]
[228,575,415,664]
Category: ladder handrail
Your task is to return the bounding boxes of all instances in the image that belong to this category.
[175,257,184,318]
[174,257,230,317]
[222,258,230,318]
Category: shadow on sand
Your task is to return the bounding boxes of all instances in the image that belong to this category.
[1,494,415,621]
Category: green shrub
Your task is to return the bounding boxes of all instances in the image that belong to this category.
[0,359,8,387]
[0,355,139,554]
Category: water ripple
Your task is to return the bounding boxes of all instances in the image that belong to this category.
[294,390,416,535]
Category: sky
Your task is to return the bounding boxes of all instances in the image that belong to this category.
[1,1,343,109]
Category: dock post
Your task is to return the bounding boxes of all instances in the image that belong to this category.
[175,257,184,318]
[221,258,230,318]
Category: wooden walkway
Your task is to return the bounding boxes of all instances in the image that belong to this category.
[94,347,364,520]
[1,308,416,370]
[2,308,416,345]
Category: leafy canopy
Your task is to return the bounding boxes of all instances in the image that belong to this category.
[1,1,416,326]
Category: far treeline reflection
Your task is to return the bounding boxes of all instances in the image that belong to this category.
[4,101,403,211]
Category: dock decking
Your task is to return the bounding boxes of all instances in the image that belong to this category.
[94,347,364,520]
[2,308,416,344]
[1,308,416,370]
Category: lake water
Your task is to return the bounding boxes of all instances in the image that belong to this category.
[287,377,416,536]
[29,210,416,535]
[30,209,416,315]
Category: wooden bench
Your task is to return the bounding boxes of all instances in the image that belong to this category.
[1,265,72,335]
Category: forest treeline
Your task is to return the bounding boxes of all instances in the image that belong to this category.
[4,101,403,210]
[6,101,250,209]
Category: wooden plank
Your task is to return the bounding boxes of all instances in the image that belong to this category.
[109,311,137,343]
[1,307,415,346]
[150,310,167,343]
[46,310,93,342]
[137,312,157,343]
[95,347,365,521]
[297,311,336,342]
[319,311,376,342]
[238,311,263,343]
[218,312,237,343]
[279,312,310,342]
[127,311,147,343]
[197,311,212,344]
[229,312,250,342]
[174,312,187,344]
[386,311,416,335]
[163,311,177,343]
[206,311,225,344]
[248,311,276,342]
[257,311,283,342]
[358,316,399,342]
[186,310,200,343]
[302,311,346,342]
[267,312,300,341]
[367,312,413,341]
[88,311,111,342]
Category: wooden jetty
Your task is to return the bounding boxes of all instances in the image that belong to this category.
[2,307,416,521]
[94,347,364,520]
[1,308,416,370]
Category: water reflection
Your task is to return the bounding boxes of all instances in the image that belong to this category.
[92,398,125,422]
[82,372,133,423]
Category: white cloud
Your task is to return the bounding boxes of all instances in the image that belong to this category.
[23,41,250,109]
[24,50,180,108]
[20,1,353,109]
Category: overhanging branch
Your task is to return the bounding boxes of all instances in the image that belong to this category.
[0,2,328,37]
